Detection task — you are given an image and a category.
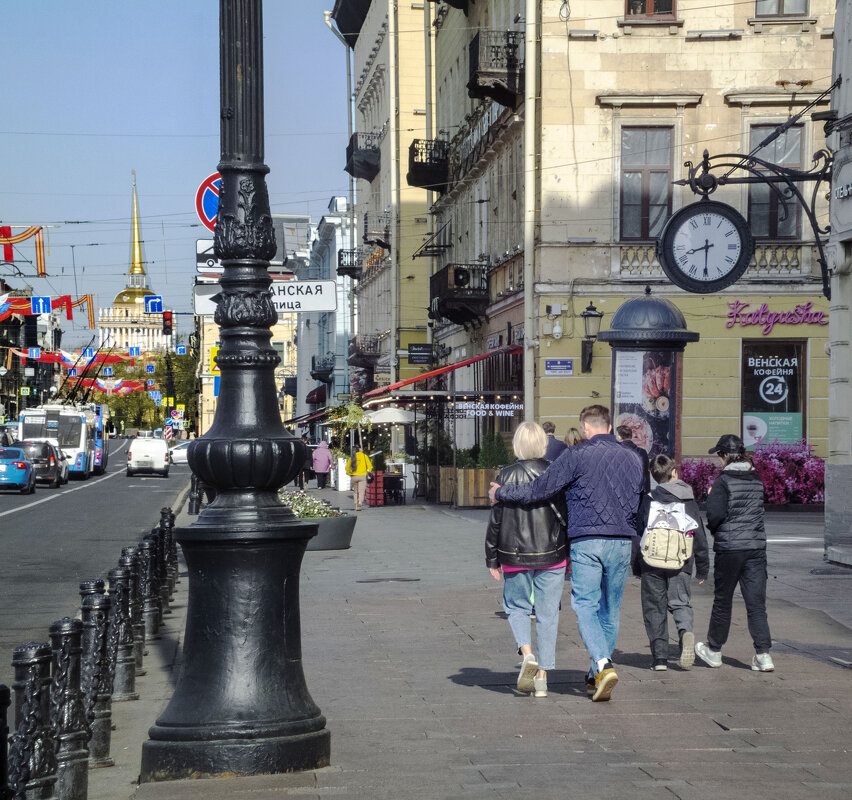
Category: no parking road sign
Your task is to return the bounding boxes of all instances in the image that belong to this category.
[195,172,221,233]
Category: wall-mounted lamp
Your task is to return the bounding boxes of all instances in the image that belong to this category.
[580,302,604,373]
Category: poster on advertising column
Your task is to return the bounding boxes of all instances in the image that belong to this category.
[613,349,677,458]
[741,341,805,448]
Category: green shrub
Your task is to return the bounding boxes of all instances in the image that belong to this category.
[477,433,511,469]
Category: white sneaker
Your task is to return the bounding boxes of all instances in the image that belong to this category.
[533,675,547,697]
[695,641,722,668]
[679,632,695,670]
[752,653,775,672]
[517,653,538,693]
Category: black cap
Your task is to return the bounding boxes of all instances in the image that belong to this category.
[708,434,744,455]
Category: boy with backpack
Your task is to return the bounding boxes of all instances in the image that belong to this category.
[636,454,709,670]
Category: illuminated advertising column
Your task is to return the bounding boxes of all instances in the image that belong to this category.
[597,292,699,463]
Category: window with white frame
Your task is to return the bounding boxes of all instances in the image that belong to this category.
[620,126,674,241]
[755,0,808,16]
[748,124,802,239]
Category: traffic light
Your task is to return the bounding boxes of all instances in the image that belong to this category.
[162,310,173,336]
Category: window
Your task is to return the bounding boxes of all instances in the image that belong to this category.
[620,127,673,241]
[755,0,808,16]
[625,0,675,18]
[748,124,802,239]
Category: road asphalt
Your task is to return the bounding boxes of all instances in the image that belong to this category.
[74,485,852,800]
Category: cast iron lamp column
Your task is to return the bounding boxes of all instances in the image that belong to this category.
[140,0,329,780]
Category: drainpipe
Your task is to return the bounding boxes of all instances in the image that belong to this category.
[389,0,400,387]
[522,0,537,421]
[324,10,355,394]
[424,0,433,351]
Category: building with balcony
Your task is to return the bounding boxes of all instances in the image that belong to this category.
[330,0,431,395]
[413,0,835,461]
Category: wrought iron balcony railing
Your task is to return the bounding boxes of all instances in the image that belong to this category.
[467,30,524,108]
[337,248,363,279]
[428,263,489,326]
[345,132,381,182]
[407,138,450,194]
[347,334,383,369]
[310,354,336,383]
[363,211,391,250]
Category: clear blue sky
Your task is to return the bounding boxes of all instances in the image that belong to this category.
[2,1,349,346]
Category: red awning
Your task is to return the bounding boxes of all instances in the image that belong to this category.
[363,344,522,400]
[305,385,327,405]
[298,408,329,427]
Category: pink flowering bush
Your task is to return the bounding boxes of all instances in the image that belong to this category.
[680,440,824,505]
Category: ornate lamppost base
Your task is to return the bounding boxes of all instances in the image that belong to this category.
[141,730,330,781]
[139,516,330,782]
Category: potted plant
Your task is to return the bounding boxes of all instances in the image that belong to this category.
[279,489,357,550]
[456,433,511,508]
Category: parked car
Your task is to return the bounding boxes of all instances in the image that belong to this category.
[169,440,191,464]
[0,446,36,494]
[12,440,66,488]
[127,436,170,477]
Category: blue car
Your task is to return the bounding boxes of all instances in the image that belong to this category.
[0,447,36,494]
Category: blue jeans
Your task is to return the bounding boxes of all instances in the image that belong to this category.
[569,538,632,673]
[502,568,564,671]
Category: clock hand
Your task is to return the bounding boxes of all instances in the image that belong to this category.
[703,239,710,276]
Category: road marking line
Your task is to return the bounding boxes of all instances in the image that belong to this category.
[0,443,130,519]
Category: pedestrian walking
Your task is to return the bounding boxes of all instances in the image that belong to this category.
[489,405,644,702]
[696,434,775,672]
[312,440,334,489]
[616,424,651,494]
[636,454,709,671]
[301,434,314,487]
[486,422,568,698]
[542,421,567,462]
[564,427,584,447]
[345,444,372,511]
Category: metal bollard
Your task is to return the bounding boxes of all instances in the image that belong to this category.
[1,683,10,800]
[79,592,113,769]
[149,528,171,618]
[8,642,57,800]
[158,509,177,598]
[138,539,161,639]
[106,569,138,702]
[118,549,146,676]
[187,474,203,515]
[49,619,88,800]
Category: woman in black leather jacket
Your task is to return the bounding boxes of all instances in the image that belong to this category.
[486,422,568,698]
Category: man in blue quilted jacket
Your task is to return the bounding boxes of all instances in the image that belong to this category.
[489,404,644,702]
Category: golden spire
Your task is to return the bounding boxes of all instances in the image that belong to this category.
[129,170,145,276]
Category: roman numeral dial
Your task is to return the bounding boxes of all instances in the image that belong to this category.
[658,201,754,294]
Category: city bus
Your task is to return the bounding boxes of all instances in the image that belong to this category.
[19,404,96,479]
[91,404,110,474]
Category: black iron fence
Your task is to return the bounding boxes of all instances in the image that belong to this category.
[1,507,179,800]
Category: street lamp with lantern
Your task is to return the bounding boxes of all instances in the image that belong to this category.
[580,302,604,373]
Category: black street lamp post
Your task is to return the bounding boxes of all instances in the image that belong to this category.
[140,0,329,781]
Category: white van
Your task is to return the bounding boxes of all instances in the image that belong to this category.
[127,435,170,477]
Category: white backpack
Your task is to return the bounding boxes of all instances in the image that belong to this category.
[640,499,699,570]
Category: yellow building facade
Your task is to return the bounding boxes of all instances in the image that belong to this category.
[417,0,833,458]
[332,0,431,391]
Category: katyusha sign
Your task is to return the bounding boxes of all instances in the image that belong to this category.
[725,300,828,336]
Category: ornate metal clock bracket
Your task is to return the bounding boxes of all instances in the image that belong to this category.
[675,148,833,300]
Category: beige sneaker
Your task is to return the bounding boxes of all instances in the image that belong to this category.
[592,661,618,702]
[516,653,538,693]
[533,675,547,697]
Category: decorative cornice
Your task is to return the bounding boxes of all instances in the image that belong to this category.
[724,89,830,107]
[597,91,703,109]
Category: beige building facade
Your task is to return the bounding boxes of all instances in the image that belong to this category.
[407,0,834,458]
[331,0,432,392]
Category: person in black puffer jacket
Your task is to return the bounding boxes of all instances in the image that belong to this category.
[486,422,568,699]
[695,434,774,673]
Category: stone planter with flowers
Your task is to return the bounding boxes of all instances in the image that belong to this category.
[279,489,357,550]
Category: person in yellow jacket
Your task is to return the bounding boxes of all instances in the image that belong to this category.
[345,444,372,511]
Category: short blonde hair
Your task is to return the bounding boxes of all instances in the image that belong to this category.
[512,421,548,460]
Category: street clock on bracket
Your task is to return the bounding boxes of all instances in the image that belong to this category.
[657,200,755,294]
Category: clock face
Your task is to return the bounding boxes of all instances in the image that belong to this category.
[658,201,754,293]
